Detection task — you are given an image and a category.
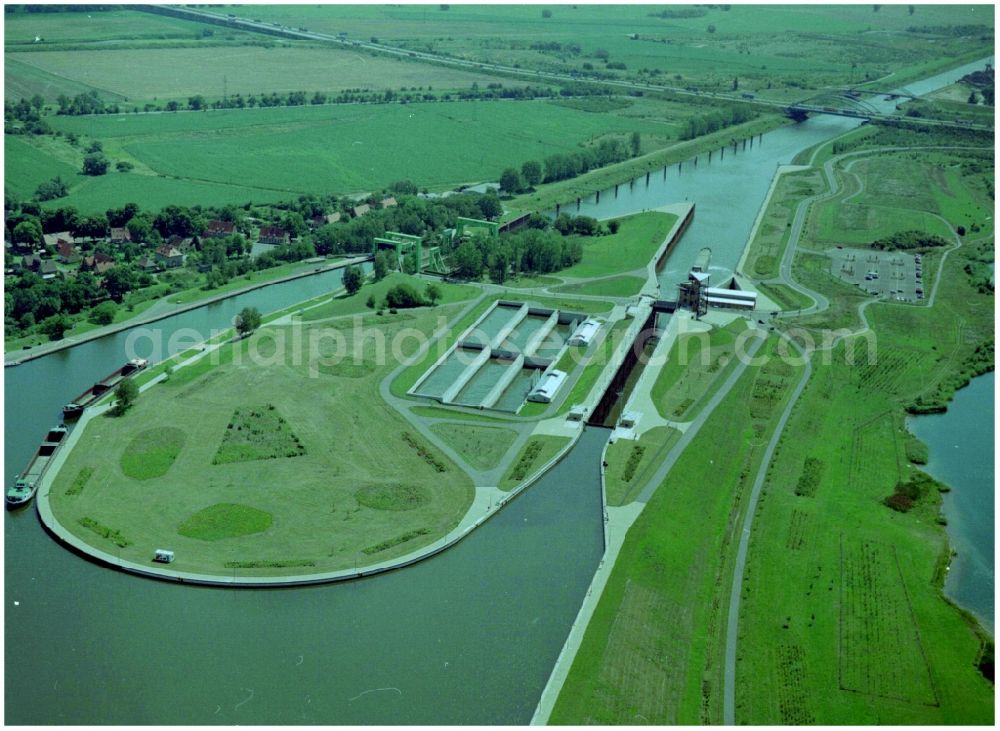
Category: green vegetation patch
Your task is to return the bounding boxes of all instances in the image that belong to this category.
[65,466,94,496]
[552,275,646,298]
[651,320,747,420]
[224,559,316,569]
[362,528,431,556]
[793,457,824,498]
[78,517,130,548]
[603,427,682,506]
[499,435,569,490]
[560,212,676,278]
[839,539,938,705]
[402,431,447,473]
[551,340,802,723]
[354,484,431,512]
[177,503,273,541]
[212,405,306,464]
[120,426,186,480]
[302,272,477,321]
[428,423,518,471]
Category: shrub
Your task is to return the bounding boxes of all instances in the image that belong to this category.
[884,492,914,512]
[621,445,646,482]
[35,176,68,201]
[88,300,117,326]
[385,283,427,309]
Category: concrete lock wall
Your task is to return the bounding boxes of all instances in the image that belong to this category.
[440,347,491,404]
[481,355,526,409]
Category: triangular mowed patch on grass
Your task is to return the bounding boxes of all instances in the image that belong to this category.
[212,404,306,465]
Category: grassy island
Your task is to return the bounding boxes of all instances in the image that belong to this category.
[49,308,477,576]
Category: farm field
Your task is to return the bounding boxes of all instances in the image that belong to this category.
[195,4,992,94]
[49,308,477,577]
[7,45,508,103]
[4,8,233,47]
[550,335,805,723]
[22,99,678,212]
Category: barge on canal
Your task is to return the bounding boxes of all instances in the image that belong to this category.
[7,425,69,508]
[62,358,148,420]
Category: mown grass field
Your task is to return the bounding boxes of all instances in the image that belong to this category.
[498,435,570,490]
[552,275,646,298]
[560,211,676,279]
[428,422,518,471]
[735,298,993,722]
[49,308,476,576]
[728,139,994,722]
[22,99,677,212]
[650,319,748,421]
[603,426,682,507]
[551,336,805,723]
[300,272,478,321]
[744,168,824,280]
[806,155,970,247]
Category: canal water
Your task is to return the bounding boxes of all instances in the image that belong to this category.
[908,372,995,634]
[4,57,992,722]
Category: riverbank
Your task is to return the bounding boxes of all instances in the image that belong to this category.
[908,371,995,635]
[4,255,370,368]
[507,115,788,216]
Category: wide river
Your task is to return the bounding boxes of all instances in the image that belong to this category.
[4,58,992,723]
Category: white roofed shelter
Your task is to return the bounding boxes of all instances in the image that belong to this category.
[528,370,568,403]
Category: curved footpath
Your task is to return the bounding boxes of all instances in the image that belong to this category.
[35,296,585,586]
[531,329,766,724]
[4,255,369,367]
[36,252,661,586]
[721,144,978,723]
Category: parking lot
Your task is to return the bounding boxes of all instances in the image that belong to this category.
[828,247,925,302]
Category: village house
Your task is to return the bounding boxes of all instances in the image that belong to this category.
[56,240,81,264]
[38,260,59,280]
[258,226,289,246]
[351,203,370,218]
[154,244,184,268]
[204,219,236,238]
[109,227,131,244]
[82,251,116,275]
[167,234,196,252]
[136,255,159,272]
[43,231,76,250]
[380,196,398,209]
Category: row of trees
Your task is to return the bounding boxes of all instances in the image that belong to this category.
[679,104,755,140]
[37,83,594,119]
[498,134,640,193]
[450,227,585,283]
